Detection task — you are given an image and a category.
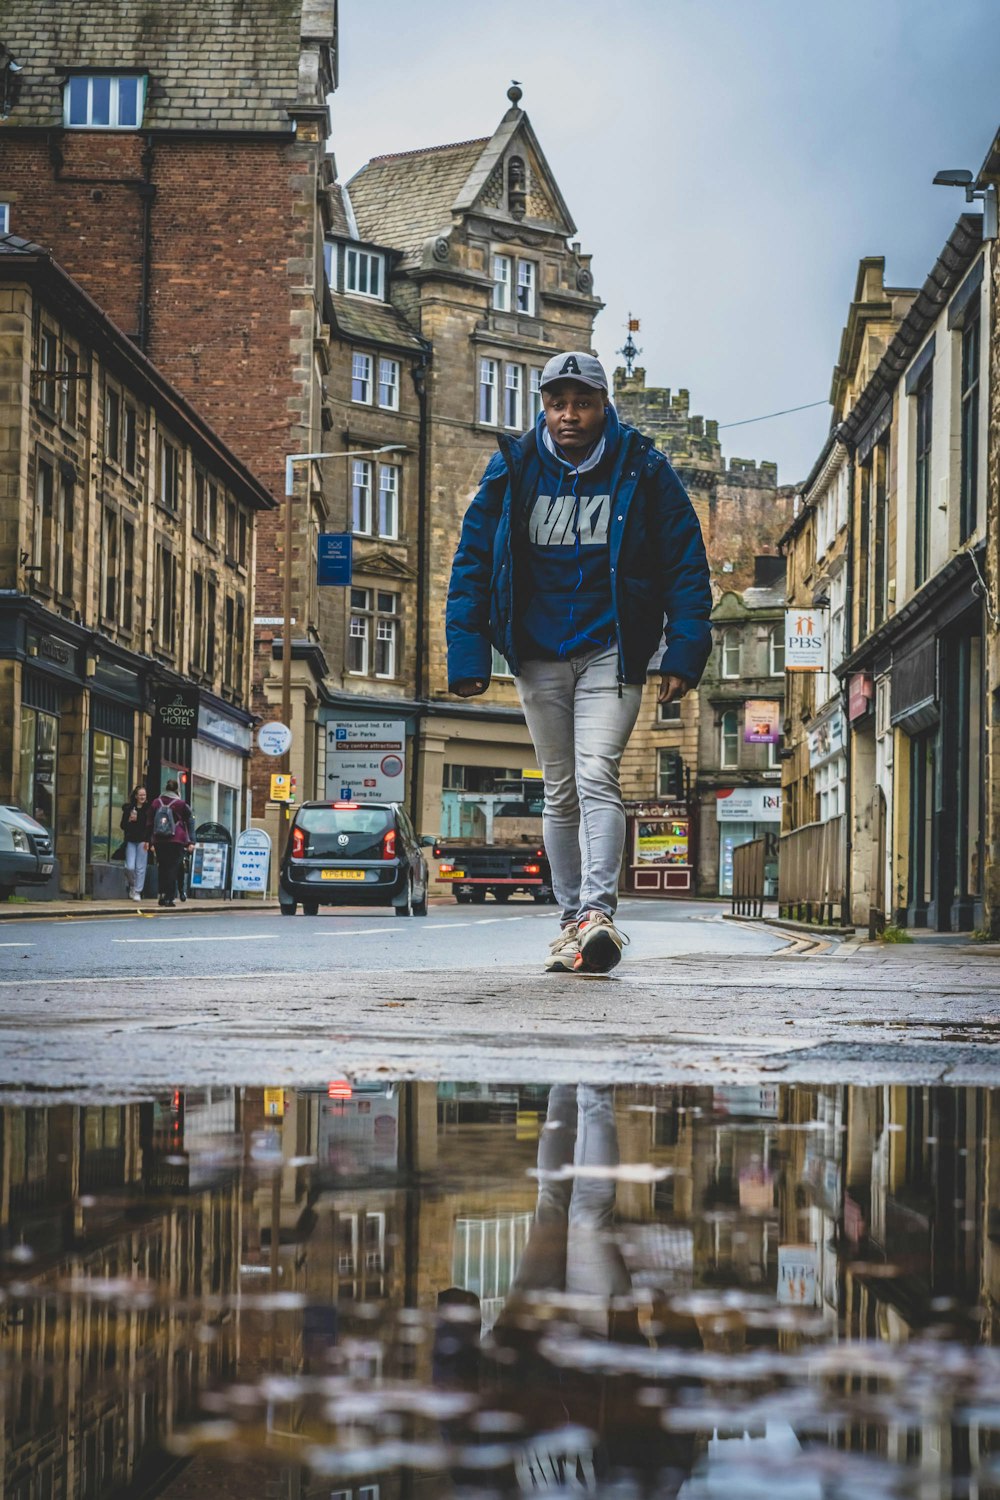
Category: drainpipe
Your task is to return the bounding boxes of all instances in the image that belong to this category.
[136,135,156,353]
[409,350,431,826]
[841,432,855,925]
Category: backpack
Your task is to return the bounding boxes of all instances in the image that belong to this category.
[152,799,177,839]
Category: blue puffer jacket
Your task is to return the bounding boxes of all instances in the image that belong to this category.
[446,420,713,689]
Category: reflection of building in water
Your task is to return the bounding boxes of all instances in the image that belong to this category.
[0,1093,241,1498]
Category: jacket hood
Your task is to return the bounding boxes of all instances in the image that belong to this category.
[533,403,622,485]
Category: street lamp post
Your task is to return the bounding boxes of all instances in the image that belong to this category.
[279,445,406,780]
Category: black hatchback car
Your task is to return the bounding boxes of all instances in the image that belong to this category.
[279,800,429,917]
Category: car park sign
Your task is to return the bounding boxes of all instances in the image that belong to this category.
[326,720,406,803]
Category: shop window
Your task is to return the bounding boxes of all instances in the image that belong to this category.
[18,700,58,830]
[89,729,131,863]
[720,709,740,769]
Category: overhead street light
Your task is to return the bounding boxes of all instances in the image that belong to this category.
[932,168,998,239]
[279,445,408,774]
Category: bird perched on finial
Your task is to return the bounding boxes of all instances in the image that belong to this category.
[507,80,523,106]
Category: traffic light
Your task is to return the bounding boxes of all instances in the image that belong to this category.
[661,752,685,801]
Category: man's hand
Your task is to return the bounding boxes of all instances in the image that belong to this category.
[657,674,689,705]
[452,679,486,698]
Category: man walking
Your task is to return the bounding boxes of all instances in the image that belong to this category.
[446,352,712,974]
[149,778,195,908]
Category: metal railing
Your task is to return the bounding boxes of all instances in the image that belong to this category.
[731,834,777,918]
[778,815,846,926]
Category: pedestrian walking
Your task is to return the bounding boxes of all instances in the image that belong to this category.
[149,778,195,908]
[119,785,150,901]
[446,352,712,974]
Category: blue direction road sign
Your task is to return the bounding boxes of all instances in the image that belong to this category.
[317,532,353,586]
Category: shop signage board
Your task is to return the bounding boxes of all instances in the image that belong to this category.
[269,773,293,802]
[634,817,690,866]
[777,1244,820,1306]
[716,787,782,822]
[190,841,228,890]
[317,532,353,586]
[808,708,846,768]
[743,699,781,744]
[326,720,406,802]
[785,607,827,672]
[263,1087,284,1118]
[258,722,293,756]
[232,828,271,893]
[152,685,199,739]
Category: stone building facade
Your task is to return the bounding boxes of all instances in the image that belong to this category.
[0,236,272,898]
[343,87,603,838]
[0,0,338,815]
[614,368,796,893]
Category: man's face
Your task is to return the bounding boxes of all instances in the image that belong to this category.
[541,380,607,457]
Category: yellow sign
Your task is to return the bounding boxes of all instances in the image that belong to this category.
[270,773,292,802]
[263,1088,284,1119]
[521,768,543,780]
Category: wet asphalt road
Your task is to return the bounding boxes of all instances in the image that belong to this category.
[0,897,784,983]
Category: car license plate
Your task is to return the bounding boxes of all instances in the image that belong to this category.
[445,871,465,879]
[41,863,54,875]
[321,869,365,881]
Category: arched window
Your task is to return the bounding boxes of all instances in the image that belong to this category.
[769,625,785,676]
[722,629,741,679]
[720,709,740,769]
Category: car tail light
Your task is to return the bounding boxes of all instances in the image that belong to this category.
[524,863,540,874]
[536,848,544,857]
[439,862,454,875]
[328,1079,352,1100]
[433,843,442,858]
[291,826,306,858]
[333,801,358,809]
[383,828,397,859]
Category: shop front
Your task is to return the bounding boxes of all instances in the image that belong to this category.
[623,800,694,895]
[714,786,783,898]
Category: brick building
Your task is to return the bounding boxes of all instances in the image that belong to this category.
[0,0,338,818]
[0,236,273,898]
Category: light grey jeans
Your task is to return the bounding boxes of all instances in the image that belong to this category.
[124,840,148,896]
[516,646,642,924]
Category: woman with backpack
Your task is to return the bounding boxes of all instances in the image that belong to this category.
[149,778,195,908]
[119,784,151,902]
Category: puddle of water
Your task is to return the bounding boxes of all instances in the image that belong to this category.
[1,1080,999,1498]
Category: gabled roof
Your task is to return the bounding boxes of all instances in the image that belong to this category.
[347,98,578,268]
[329,291,425,353]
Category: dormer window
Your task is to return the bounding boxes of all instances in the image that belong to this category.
[345,248,384,300]
[64,73,146,129]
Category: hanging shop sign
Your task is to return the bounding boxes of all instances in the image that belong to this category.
[777,1244,820,1307]
[785,608,827,672]
[152,685,199,739]
[317,532,353,587]
[326,720,406,803]
[258,721,293,757]
[743,699,781,744]
[808,707,846,768]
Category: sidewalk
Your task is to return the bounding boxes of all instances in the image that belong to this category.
[0,896,280,921]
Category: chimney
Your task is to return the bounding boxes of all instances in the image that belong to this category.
[754,555,785,588]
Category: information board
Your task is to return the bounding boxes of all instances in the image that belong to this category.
[190,841,228,891]
[326,720,406,802]
[232,828,272,893]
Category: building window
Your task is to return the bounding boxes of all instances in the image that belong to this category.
[206,579,217,674]
[18,702,58,831]
[235,595,246,700]
[345,248,384,299]
[504,363,523,429]
[516,259,536,315]
[89,730,131,863]
[375,592,398,678]
[529,368,543,424]
[104,386,121,461]
[378,464,398,538]
[378,357,399,410]
[60,346,78,428]
[157,435,180,513]
[0,204,8,234]
[101,507,119,621]
[721,629,741,678]
[720,709,740,769]
[959,301,980,543]
[38,327,58,411]
[768,736,781,769]
[491,646,513,680]
[60,474,74,597]
[155,544,177,653]
[351,352,372,404]
[121,521,134,634]
[348,587,370,674]
[492,254,512,311]
[479,357,498,425]
[32,456,55,591]
[657,748,683,799]
[123,404,137,476]
[769,626,785,676]
[658,698,681,722]
[192,572,205,675]
[193,469,208,537]
[224,595,235,687]
[352,460,373,534]
[872,435,889,628]
[913,371,932,588]
[65,73,146,129]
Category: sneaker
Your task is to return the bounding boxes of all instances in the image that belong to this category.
[574,911,627,974]
[545,924,579,973]
[132,890,142,902]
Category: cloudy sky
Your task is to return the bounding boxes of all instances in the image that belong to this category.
[331,0,1000,484]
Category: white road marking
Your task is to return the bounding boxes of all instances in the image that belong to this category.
[472,916,529,924]
[114,935,277,945]
[0,942,35,947]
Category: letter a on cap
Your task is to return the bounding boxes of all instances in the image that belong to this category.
[560,355,581,375]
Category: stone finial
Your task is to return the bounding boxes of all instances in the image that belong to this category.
[507,80,523,106]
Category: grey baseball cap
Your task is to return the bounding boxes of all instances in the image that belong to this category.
[539,351,609,391]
